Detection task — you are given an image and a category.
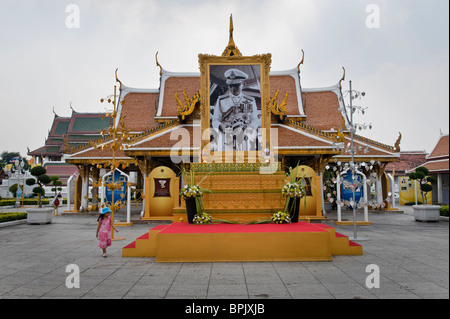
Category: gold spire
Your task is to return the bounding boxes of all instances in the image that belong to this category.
[222,14,242,57]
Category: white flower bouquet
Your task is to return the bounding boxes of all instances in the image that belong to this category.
[192,212,212,224]
[271,211,291,224]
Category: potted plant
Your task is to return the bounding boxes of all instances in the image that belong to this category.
[408,166,440,222]
[180,168,211,224]
[25,166,53,224]
[281,166,307,223]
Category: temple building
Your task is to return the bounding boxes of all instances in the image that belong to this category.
[27,108,110,187]
[32,17,401,220]
[407,134,449,204]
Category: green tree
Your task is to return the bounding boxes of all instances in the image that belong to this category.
[409,167,436,205]
[51,175,63,197]
[26,166,52,208]
[8,183,23,197]
[0,151,30,171]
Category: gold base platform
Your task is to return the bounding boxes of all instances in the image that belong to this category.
[122,222,362,262]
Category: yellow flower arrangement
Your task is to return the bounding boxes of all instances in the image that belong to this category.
[271,211,291,224]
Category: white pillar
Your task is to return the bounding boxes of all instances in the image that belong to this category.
[387,173,396,209]
[437,174,442,204]
[376,175,383,205]
[362,173,369,222]
[81,167,89,211]
[320,171,326,216]
[336,174,342,222]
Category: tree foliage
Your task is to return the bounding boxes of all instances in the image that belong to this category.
[26,166,51,208]
[409,166,435,205]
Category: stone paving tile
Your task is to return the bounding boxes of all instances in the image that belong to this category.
[0,208,448,301]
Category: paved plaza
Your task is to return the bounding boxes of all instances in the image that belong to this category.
[0,206,448,299]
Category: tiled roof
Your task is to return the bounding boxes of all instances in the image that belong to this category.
[428,135,449,159]
[421,159,449,173]
[42,163,78,186]
[119,92,159,132]
[67,112,110,134]
[272,124,335,149]
[159,76,200,118]
[385,152,428,172]
[302,91,343,131]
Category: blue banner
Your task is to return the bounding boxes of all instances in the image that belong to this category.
[105,171,127,205]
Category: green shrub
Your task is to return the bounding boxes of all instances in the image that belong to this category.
[405,201,422,206]
[0,198,67,206]
[440,205,449,217]
[0,212,27,223]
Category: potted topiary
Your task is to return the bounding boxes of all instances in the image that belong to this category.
[408,166,440,222]
[25,166,54,224]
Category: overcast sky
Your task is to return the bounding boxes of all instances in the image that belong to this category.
[0,0,448,158]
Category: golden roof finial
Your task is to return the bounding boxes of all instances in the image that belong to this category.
[394,132,402,152]
[155,51,163,76]
[222,14,242,57]
[115,68,122,90]
[297,49,305,74]
[339,67,346,89]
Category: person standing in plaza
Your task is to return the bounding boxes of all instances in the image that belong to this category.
[96,207,118,257]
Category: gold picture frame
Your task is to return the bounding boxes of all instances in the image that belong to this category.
[199,53,272,163]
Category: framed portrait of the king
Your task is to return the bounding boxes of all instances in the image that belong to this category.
[199,54,272,162]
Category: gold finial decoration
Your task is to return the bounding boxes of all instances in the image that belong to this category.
[155,51,163,76]
[394,132,402,152]
[337,117,346,142]
[176,89,200,123]
[270,88,288,122]
[62,134,70,151]
[115,68,122,90]
[339,67,346,89]
[297,49,305,74]
[222,14,242,57]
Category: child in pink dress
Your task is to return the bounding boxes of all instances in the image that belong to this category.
[96,207,118,257]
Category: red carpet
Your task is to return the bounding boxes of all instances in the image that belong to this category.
[159,221,328,234]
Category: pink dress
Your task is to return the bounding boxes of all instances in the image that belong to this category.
[98,216,112,249]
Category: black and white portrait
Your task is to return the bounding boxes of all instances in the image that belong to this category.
[209,65,262,152]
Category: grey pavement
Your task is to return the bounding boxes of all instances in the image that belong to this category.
[0,206,448,299]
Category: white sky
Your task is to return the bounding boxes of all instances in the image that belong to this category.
[0,0,448,158]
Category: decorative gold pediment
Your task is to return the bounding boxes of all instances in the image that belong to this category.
[175,89,200,123]
[270,88,288,122]
[336,117,346,142]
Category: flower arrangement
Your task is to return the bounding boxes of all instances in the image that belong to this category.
[282,166,307,198]
[282,182,305,198]
[180,167,212,223]
[181,184,203,199]
[281,165,309,223]
[271,211,291,224]
[193,212,212,224]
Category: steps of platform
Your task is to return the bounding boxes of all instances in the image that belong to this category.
[122,224,170,257]
[314,223,363,256]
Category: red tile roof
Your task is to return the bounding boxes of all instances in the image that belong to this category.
[428,135,449,159]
